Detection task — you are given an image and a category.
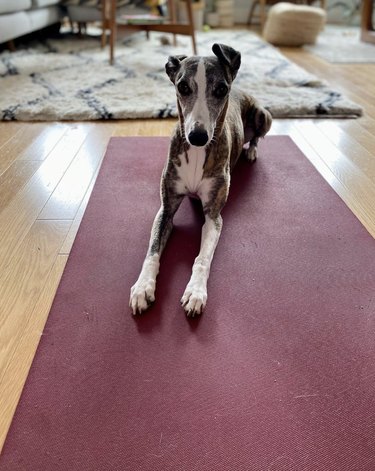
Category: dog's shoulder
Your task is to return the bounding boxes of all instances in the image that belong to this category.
[230,87,272,139]
[230,87,260,115]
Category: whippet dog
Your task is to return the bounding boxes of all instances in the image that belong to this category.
[129,43,272,317]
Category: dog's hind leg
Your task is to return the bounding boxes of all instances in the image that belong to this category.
[129,188,183,315]
[242,137,260,163]
[242,105,272,163]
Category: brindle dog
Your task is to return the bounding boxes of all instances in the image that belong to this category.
[129,43,272,317]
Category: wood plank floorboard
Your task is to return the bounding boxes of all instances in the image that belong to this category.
[0,35,374,454]
[38,123,116,220]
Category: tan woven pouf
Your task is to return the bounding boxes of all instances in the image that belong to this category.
[263,2,326,46]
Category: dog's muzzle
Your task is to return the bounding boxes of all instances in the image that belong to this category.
[188,128,209,147]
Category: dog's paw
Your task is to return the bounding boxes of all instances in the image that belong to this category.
[129,279,156,315]
[241,144,257,163]
[181,285,207,317]
[246,145,257,163]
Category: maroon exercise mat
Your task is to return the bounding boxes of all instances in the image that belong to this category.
[2,136,375,470]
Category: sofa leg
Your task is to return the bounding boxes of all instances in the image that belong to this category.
[7,40,16,52]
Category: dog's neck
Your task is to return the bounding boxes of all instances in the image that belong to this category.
[212,98,229,143]
[177,100,186,141]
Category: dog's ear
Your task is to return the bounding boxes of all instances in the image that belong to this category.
[212,43,241,80]
[165,55,187,83]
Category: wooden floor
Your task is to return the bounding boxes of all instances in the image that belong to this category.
[0,37,375,453]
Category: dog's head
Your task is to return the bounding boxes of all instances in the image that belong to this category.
[165,43,241,147]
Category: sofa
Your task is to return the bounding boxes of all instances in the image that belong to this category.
[0,0,63,45]
[0,0,147,46]
[64,0,134,24]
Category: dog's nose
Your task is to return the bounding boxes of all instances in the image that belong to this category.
[188,129,209,147]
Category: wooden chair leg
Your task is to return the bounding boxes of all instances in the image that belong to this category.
[191,32,197,55]
[101,0,107,48]
[105,0,197,61]
[168,0,177,47]
[259,0,267,30]
[247,1,259,26]
[361,0,375,44]
[109,0,116,64]
[185,0,197,54]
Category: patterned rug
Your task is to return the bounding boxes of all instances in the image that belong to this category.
[305,25,375,63]
[0,29,362,121]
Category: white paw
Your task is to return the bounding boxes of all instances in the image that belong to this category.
[129,278,156,315]
[247,146,257,162]
[181,283,207,317]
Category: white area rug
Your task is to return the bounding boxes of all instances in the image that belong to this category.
[0,29,362,121]
[305,25,375,63]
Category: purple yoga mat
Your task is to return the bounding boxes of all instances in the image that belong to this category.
[1,136,375,470]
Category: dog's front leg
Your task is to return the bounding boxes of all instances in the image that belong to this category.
[181,214,223,317]
[130,189,183,315]
[181,178,229,317]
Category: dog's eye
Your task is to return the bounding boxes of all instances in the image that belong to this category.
[214,84,228,98]
[177,81,192,96]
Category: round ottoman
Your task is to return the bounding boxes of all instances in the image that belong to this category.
[263,2,326,46]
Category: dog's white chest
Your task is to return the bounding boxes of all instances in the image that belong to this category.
[175,147,205,195]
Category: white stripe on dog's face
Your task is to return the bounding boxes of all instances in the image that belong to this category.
[175,56,231,147]
[184,60,212,142]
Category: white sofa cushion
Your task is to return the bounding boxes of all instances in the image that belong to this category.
[31,0,62,7]
[0,0,32,15]
[0,12,31,43]
[64,0,132,7]
[28,5,62,29]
